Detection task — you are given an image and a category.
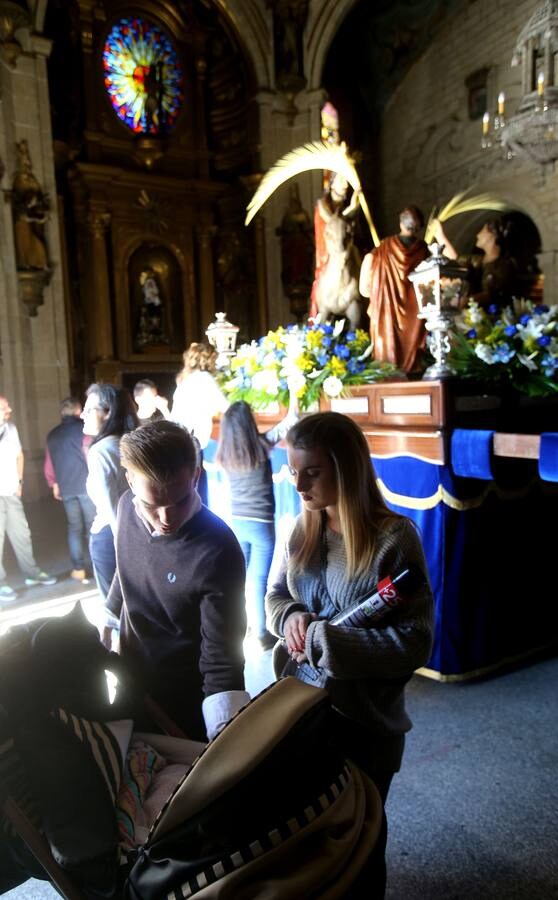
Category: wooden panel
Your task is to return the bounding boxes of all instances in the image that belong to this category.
[363,429,445,464]
[493,433,541,460]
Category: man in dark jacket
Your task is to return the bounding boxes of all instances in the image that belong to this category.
[44,397,95,583]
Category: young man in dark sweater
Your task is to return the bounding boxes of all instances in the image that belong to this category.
[102,420,249,741]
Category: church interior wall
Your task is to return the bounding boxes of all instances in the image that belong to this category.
[378,0,555,294]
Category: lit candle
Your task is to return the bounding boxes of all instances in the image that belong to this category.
[482,111,490,135]
[498,92,505,116]
[538,72,545,95]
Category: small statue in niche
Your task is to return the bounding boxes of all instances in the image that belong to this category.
[12,140,50,271]
[136,268,168,347]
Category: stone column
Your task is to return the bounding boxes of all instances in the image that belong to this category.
[87,212,114,362]
[195,223,217,334]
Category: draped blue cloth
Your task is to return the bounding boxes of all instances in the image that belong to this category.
[205,438,558,679]
[538,432,558,482]
[450,429,494,480]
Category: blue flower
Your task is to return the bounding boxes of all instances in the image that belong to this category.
[347,358,365,374]
[488,304,499,315]
[279,378,288,390]
[316,352,328,366]
[494,343,515,363]
[242,376,252,388]
[504,325,518,337]
[541,353,558,376]
[466,328,477,339]
[321,336,332,348]
[537,334,551,347]
[334,344,350,359]
[520,314,532,325]
[319,324,334,335]
[534,304,549,315]
[345,331,356,342]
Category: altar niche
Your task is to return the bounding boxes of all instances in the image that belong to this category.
[128,243,184,356]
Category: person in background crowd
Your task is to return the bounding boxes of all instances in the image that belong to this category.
[171,342,229,505]
[133,379,170,426]
[44,396,95,584]
[102,420,249,741]
[0,394,56,601]
[216,401,277,652]
[82,384,138,601]
[266,412,433,896]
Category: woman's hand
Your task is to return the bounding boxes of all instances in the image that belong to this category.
[284,611,316,654]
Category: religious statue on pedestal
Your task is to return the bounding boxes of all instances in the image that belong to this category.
[12,140,50,272]
[359,206,428,374]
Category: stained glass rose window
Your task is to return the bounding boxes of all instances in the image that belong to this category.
[103,17,184,135]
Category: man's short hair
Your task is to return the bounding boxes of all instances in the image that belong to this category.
[60,396,81,417]
[120,420,198,485]
[133,379,157,400]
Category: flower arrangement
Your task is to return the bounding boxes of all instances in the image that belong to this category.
[449,299,558,396]
[218,319,399,411]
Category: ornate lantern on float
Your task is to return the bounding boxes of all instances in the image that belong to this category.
[408,243,469,380]
[205,311,239,369]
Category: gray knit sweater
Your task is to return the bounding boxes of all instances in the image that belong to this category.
[266,515,434,771]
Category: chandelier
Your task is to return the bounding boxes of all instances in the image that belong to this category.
[481,0,558,169]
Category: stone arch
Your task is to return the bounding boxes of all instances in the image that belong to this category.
[306,0,359,91]
[211,0,273,89]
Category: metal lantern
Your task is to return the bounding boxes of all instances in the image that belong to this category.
[205,311,239,369]
[408,243,469,380]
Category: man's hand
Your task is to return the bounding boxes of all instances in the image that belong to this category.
[52,483,61,501]
[284,610,317,655]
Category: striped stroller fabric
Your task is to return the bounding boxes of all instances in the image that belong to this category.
[53,708,124,805]
[168,765,352,900]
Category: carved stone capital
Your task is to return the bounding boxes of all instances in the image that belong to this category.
[88,212,111,238]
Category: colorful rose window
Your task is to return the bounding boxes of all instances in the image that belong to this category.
[103,17,184,135]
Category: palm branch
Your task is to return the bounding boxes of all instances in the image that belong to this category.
[245,141,380,247]
[425,192,510,243]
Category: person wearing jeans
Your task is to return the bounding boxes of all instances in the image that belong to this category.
[82,384,138,603]
[44,397,95,582]
[0,395,56,600]
[216,401,277,651]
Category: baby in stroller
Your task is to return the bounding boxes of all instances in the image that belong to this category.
[0,605,384,899]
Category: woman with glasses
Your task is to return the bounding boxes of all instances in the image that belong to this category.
[82,384,138,600]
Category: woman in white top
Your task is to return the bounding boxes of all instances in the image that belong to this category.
[171,342,229,504]
[82,384,138,599]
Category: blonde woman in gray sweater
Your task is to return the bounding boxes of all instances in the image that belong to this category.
[266,412,433,801]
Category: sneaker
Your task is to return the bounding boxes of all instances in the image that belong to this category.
[70,569,91,585]
[24,572,57,586]
[0,584,17,602]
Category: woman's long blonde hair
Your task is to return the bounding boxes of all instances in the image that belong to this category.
[287,412,399,578]
[176,342,218,383]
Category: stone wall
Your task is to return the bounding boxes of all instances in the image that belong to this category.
[378,0,558,296]
[0,29,70,499]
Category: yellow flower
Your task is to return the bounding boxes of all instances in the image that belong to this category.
[329,357,347,377]
[295,353,315,373]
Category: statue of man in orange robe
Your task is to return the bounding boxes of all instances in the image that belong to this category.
[359,206,428,373]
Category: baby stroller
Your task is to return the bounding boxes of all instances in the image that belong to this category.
[0,604,384,898]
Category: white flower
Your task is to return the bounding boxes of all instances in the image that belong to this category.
[285,370,307,395]
[323,375,343,397]
[332,318,346,338]
[357,344,373,361]
[468,301,485,326]
[517,353,538,372]
[474,343,497,364]
[251,369,280,396]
